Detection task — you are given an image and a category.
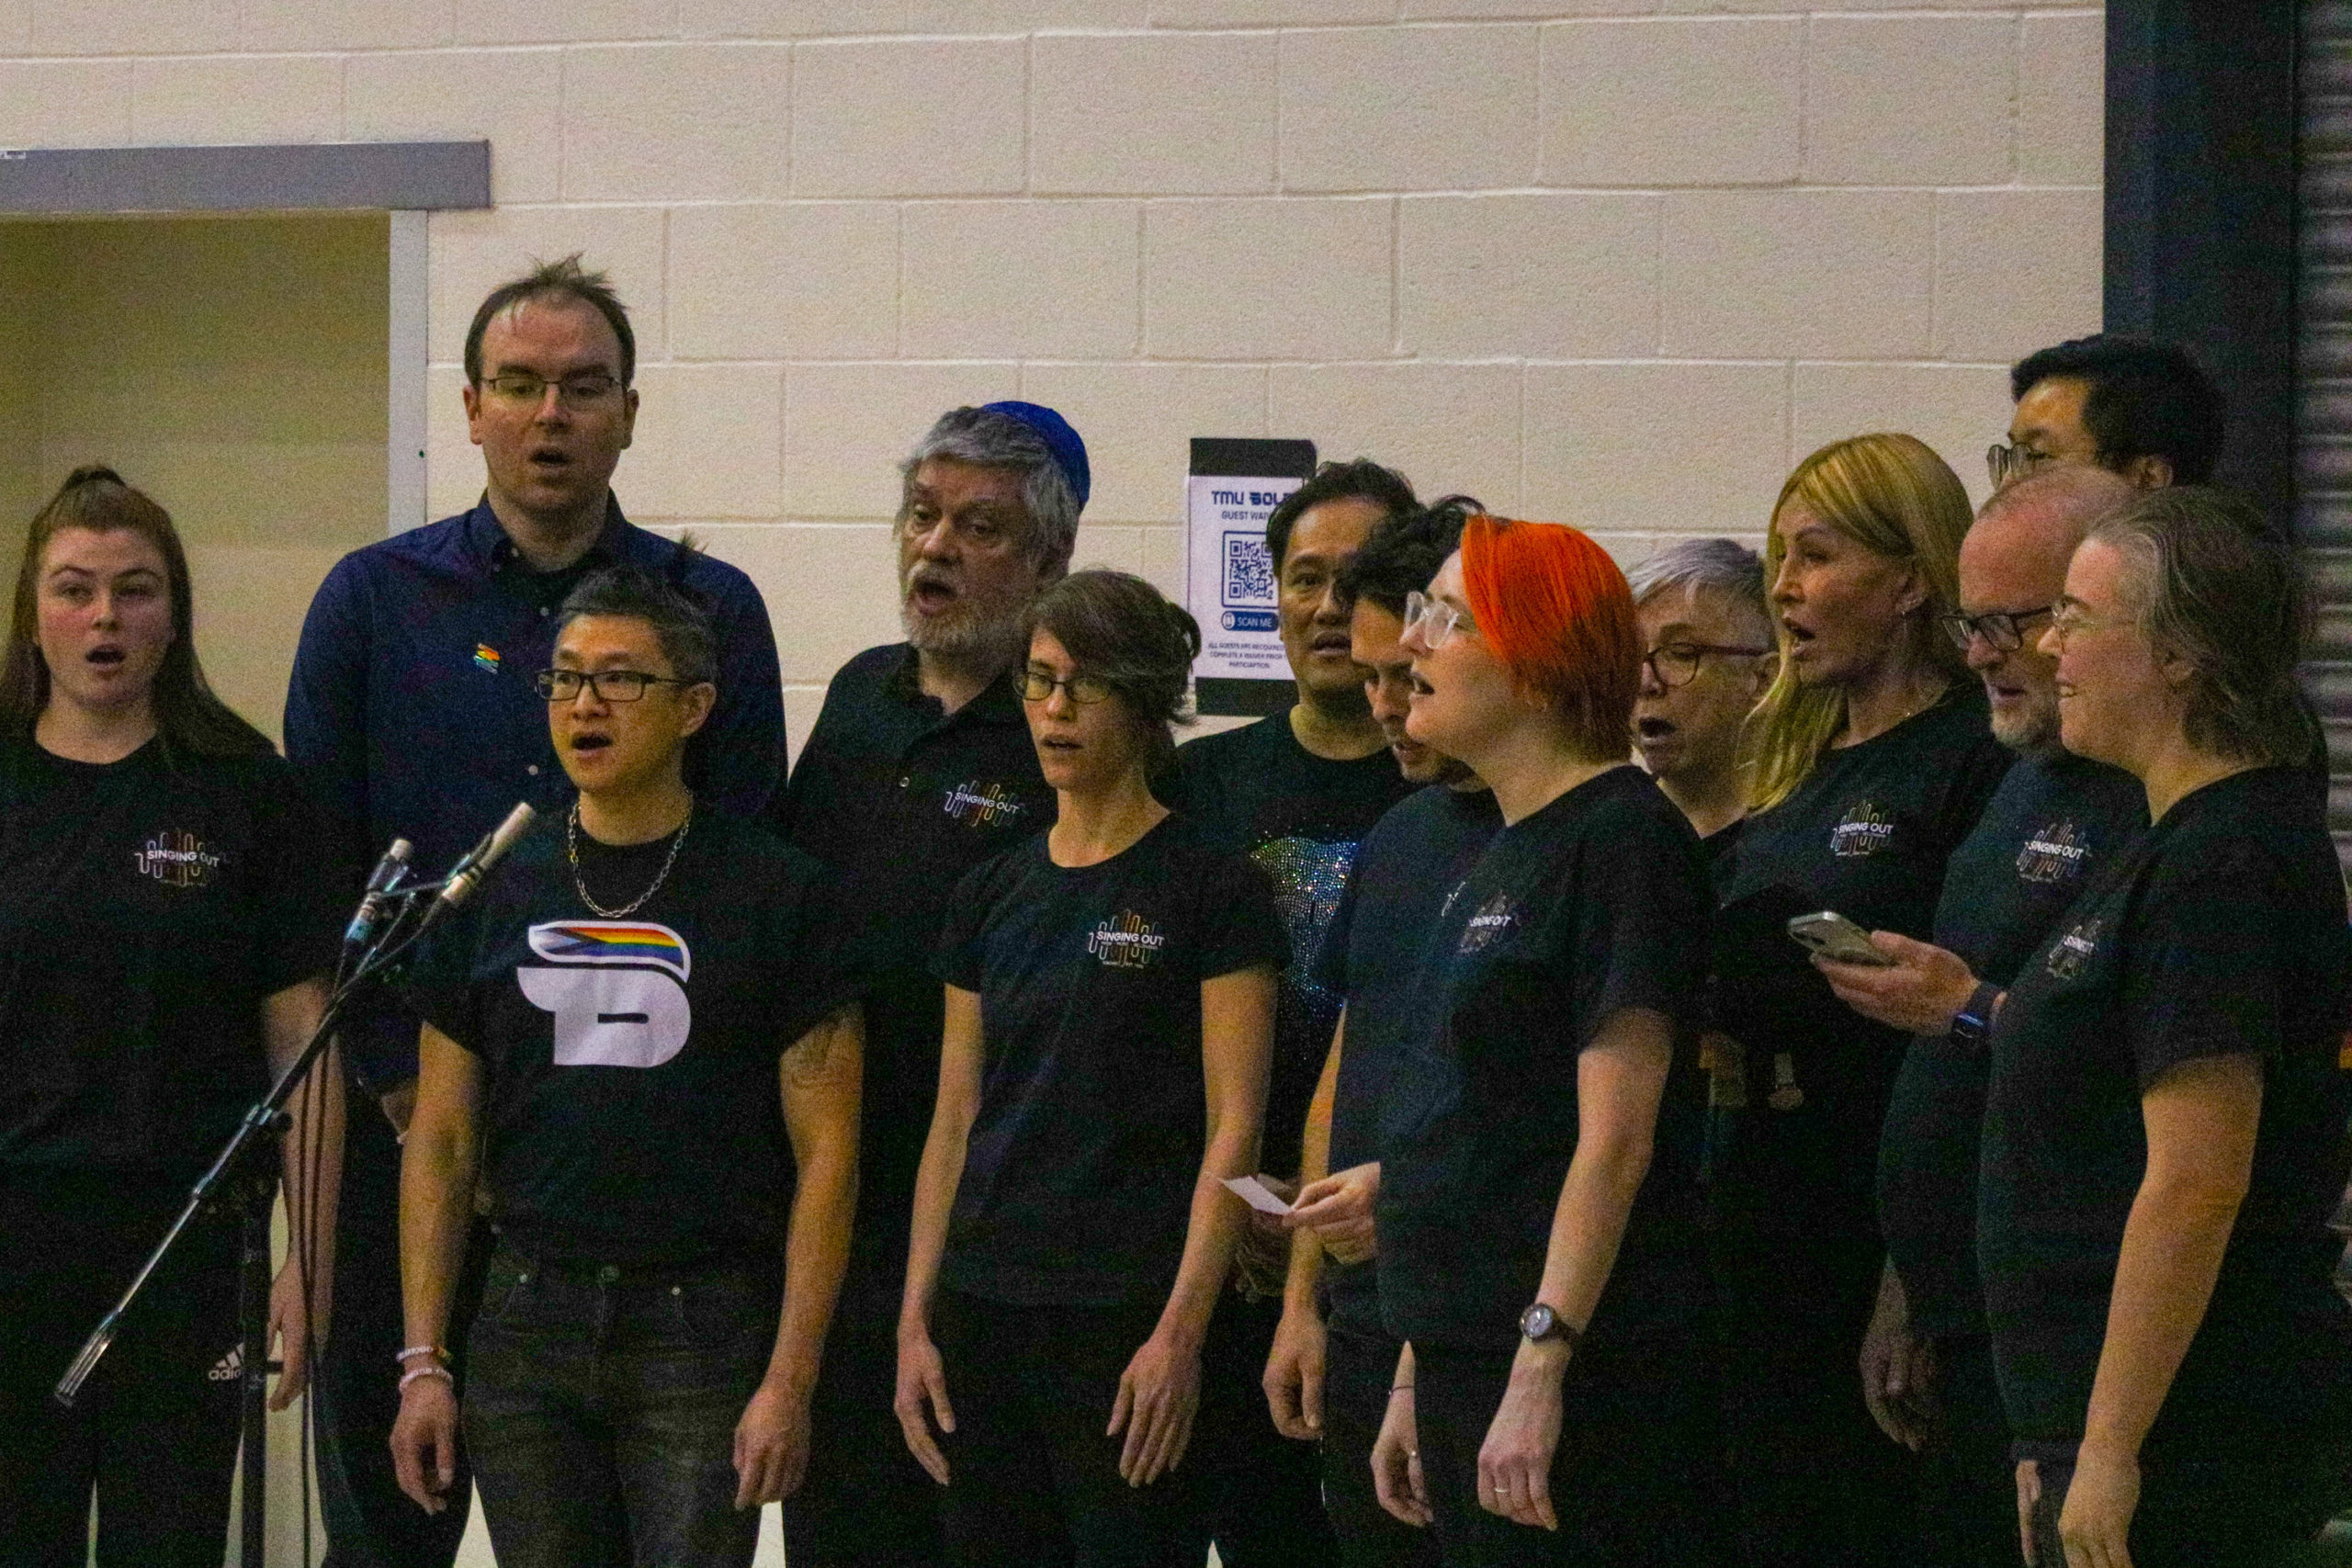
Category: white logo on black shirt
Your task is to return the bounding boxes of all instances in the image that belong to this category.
[208,1346,242,1383]
[1458,893,1519,954]
[1829,801,1895,858]
[520,920,694,1069]
[137,830,223,888]
[2016,819,2091,886]
[943,780,1026,829]
[2045,916,2103,982]
[1087,911,1167,970]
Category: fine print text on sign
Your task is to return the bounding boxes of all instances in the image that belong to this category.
[1185,437,1317,718]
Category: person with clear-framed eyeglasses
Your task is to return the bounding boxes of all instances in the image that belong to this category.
[285,254,786,1568]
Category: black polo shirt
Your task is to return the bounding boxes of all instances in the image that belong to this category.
[1161,715,1417,1177]
[1309,784,1503,1337]
[774,643,1055,1268]
[1878,750,2146,1337]
[1980,765,2352,1457]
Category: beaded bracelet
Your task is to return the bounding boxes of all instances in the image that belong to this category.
[399,1363,454,1393]
[395,1345,448,1365]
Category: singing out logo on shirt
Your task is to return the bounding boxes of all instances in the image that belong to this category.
[2046,916,2104,982]
[136,830,223,888]
[1087,910,1167,970]
[520,920,694,1069]
[2016,818,2092,886]
[1829,800,1895,858]
[1458,892,1520,954]
[943,780,1025,829]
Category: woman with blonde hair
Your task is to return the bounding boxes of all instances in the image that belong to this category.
[1709,434,2012,1566]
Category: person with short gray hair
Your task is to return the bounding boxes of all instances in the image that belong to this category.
[771,400,1091,1568]
[1627,538,1774,857]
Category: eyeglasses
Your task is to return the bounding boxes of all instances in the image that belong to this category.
[1642,640,1770,688]
[1403,591,1475,648]
[534,669,697,702]
[481,372,624,409]
[1019,668,1114,705]
[1986,442,2058,490]
[2045,604,2119,647]
[1938,605,2054,654]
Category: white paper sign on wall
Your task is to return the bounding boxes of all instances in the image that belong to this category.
[1185,437,1317,717]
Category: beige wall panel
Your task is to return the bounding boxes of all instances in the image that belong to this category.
[1031,31,1278,197]
[1523,362,1789,538]
[669,203,899,361]
[1541,19,1802,186]
[1397,193,1659,359]
[345,48,565,204]
[1016,363,1268,525]
[1143,197,1392,361]
[901,200,1141,360]
[791,37,1026,198]
[28,0,235,55]
[184,544,347,742]
[0,60,130,146]
[1935,188,2105,365]
[1278,25,1540,194]
[684,521,896,684]
[427,206,667,365]
[456,0,671,46]
[625,363,786,520]
[1270,362,1523,513]
[1790,362,2014,511]
[783,362,1021,518]
[1804,17,2017,186]
[1661,189,1936,359]
[1149,0,1388,25]
[560,43,792,203]
[2022,12,2109,186]
[240,0,456,51]
[130,53,343,145]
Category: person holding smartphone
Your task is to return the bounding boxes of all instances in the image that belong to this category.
[1710,434,2011,1567]
[1366,516,1716,1565]
[1980,489,2352,1568]
[895,570,1282,1568]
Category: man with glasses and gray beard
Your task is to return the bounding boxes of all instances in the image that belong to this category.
[1808,465,2143,1567]
[772,402,1086,1568]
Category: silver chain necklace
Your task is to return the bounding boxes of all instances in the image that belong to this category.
[568,797,692,919]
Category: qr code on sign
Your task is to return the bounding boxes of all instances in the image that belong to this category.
[1223,535,1275,606]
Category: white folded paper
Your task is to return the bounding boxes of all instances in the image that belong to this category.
[1222,1175,1295,1215]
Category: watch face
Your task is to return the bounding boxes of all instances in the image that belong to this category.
[1521,1303,1555,1340]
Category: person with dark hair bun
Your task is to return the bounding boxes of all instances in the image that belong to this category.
[1979,489,2352,1568]
[0,467,345,1566]
[897,570,1284,1568]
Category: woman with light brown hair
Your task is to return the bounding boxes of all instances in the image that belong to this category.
[1708,434,2012,1566]
[0,466,344,1566]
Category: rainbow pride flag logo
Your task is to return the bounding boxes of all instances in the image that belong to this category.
[474,644,501,675]
[527,920,690,981]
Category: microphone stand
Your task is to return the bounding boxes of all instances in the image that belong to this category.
[53,870,447,1568]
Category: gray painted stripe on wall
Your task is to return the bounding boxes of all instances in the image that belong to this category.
[0,141,490,213]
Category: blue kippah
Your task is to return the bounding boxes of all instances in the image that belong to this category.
[981,400,1091,513]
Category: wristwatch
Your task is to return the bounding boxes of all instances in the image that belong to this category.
[1519,1303,1580,1353]
[1949,981,2004,1046]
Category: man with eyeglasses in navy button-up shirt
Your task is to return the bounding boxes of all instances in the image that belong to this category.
[285,254,785,1568]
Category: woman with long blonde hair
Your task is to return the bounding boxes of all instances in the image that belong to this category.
[1708,434,2011,1567]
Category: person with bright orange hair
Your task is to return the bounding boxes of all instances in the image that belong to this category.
[1366,516,1718,1565]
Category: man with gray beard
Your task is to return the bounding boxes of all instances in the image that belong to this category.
[1811,465,2143,1567]
[771,402,1085,1568]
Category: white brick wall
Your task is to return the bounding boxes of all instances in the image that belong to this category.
[0,3,2105,757]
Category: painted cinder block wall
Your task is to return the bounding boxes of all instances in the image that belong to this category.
[0,1,2103,760]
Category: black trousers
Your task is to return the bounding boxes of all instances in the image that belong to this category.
[2025,1438,2352,1568]
[1713,1218,1920,1567]
[1189,1290,1340,1568]
[1414,1330,1720,1568]
[1916,1332,2018,1568]
[1323,1320,1443,1568]
[931,1287,1200,1568]
[315,1100,488,1568]
[783,1242,944,1567]
[0,1168,243,1568]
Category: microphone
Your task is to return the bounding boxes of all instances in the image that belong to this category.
[342,838,413,957]
[435,803,537,914]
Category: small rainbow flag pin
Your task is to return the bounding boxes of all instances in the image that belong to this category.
[474,644,501,675]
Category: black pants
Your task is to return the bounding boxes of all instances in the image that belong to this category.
[315,1100,487,1568]
[1713,1219,1919,1566]
[931,1288,1200,1568]
[2024,1438,2352,1568]
[1917,1333,2017,1568]
[0,1168,243,1568]
[783,1243,944,1567]
[1323,1321,1442,1568]
[1189,1290,1340,1568]
[1414,1330,1719,1568]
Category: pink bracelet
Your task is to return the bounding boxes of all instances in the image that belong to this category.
[395,1345,447,1365]
[399,1364,454,1393]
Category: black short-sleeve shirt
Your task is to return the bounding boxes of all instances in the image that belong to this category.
[773,645,1055,1264]
[1377,767,1712,1351]
[0,735,342,1178]
[1979,765,2352,1451]
[932,815,1287,1308]
[1713,689,2012,1235]
[1309,784,1504,1337]
[1163,716,1417,1176]
[403,809,859,1268]
[1878,750,2146,1336]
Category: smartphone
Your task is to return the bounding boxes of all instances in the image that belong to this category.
[1787,910,1894,966]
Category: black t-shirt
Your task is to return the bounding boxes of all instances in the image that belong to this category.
[404,809,859,1267]
[1377,767,1712,1351]
[1879,750,2146,1336]
[1162,716,1417,1177]
[1309,784,1504,1337]
[773,645,1055,1265]
[932,815,1287,1308]
[1713,688,2011,1236]
[1979,765,2352,1453]
[0,735,341,1178]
